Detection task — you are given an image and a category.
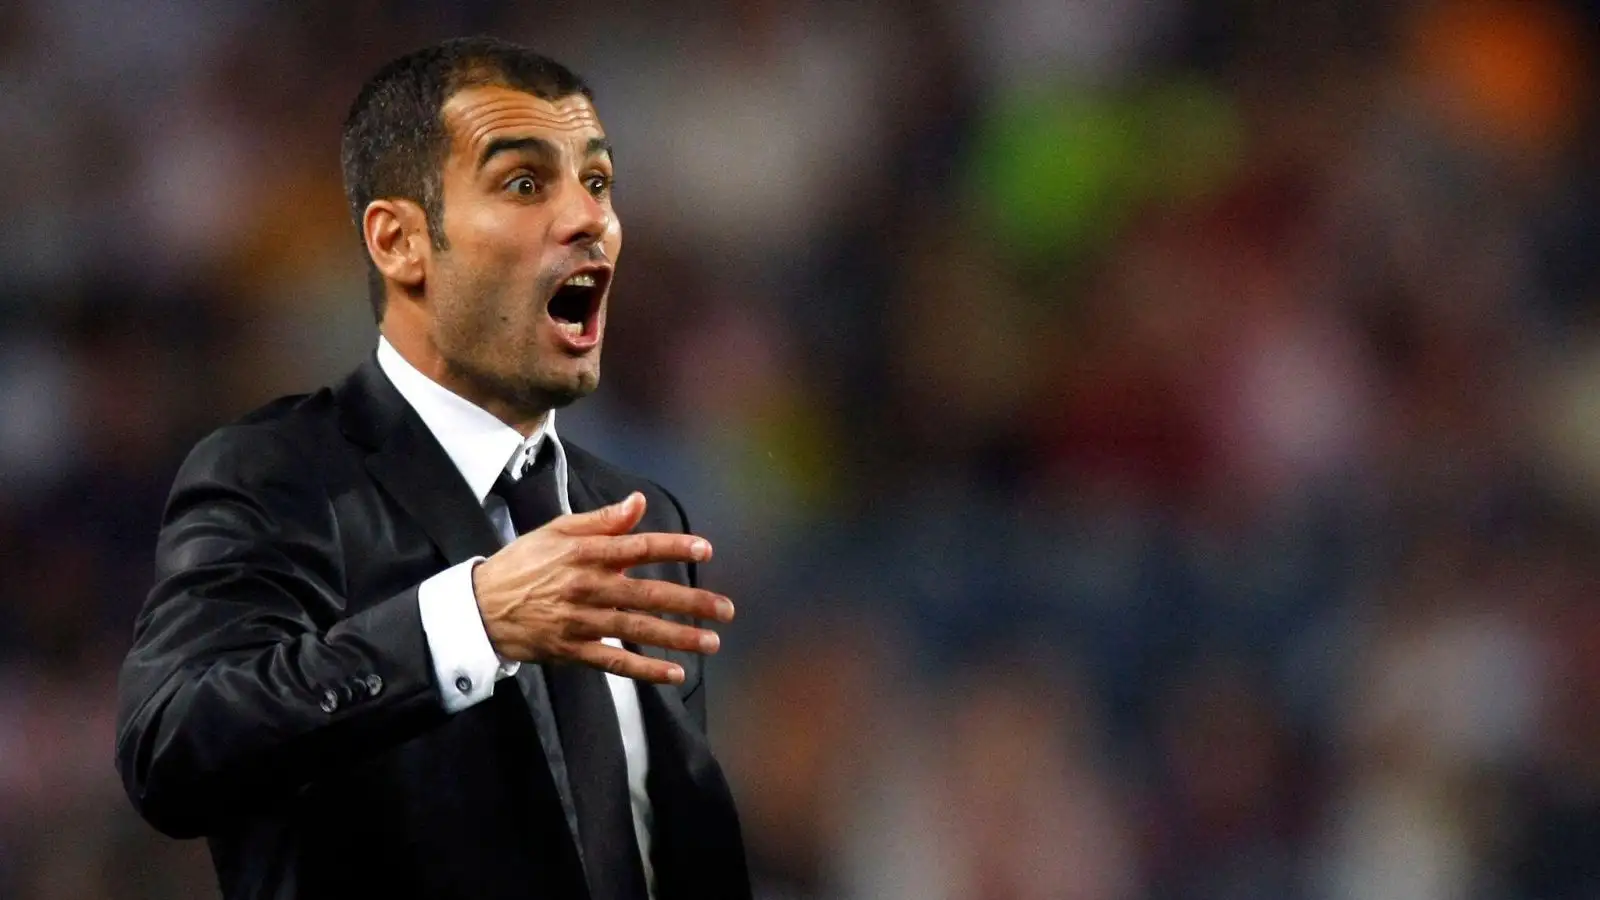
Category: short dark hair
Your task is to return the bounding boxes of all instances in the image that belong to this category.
[340,37,593,321]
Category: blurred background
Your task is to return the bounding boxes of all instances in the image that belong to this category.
[3,0,1600,896]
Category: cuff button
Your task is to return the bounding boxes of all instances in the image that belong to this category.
[319,689,340,713]
[364,674,384,697]
[454,675,473,694]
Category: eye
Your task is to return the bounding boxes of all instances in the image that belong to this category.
[507,175,539,197]
[585,174,613,199]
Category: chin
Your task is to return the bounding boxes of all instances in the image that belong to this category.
[543,389,585,410]
[532,369,600,410]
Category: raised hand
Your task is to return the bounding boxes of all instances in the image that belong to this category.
[471,492,734,684]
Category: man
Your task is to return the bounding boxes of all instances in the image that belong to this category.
[115,37,750,900]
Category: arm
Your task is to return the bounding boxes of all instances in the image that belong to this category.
[417,558,521,712]
[115,425,447,838]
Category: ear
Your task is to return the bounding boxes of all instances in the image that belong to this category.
[362,199,431,294]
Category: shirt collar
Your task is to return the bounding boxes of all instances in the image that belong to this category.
[375,336,569,507]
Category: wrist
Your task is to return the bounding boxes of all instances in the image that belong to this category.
[470,558,512,658]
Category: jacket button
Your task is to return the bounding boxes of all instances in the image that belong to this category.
[319,689,340,713]
[364,674,384,697]
[454,675,473,694]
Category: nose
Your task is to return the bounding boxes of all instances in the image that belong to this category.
[553,179,610,249]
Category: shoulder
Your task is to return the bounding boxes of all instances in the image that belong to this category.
[562,440,692,531]
[176,388,344,492]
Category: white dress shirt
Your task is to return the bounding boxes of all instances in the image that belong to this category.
[375,337,654,892]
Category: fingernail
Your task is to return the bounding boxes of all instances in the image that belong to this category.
[691,539,710,560]
[716,598,735,621]
[669,666,685,684]
[699,632,720,653]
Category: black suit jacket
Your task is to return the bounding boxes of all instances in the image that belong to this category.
[115,358,750,900]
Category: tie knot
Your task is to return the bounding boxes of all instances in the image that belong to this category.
[494,440,563,533]
[518,436,558,480]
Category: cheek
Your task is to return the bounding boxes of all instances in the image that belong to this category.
[471,211,535,265]
[451,198,537,256]
[459,219,547,301]
[605,219,623,259]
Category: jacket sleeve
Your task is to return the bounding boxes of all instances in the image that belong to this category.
[115,424,448,838]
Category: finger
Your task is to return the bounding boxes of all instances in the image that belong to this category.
[566,640,685,684]
[580,532,712,569]
[570,608,721,655]
[552,492,647,537]
[582,576,735,623]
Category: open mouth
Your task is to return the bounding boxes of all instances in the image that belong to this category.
[547,268,608,342]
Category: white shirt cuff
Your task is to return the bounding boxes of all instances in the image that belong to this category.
[417,557,521,713]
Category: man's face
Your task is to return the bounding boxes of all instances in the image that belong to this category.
[426,85,621,415]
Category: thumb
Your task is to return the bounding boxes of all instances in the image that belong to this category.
[555,491,647,536]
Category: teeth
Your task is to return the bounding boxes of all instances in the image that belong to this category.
[558,321,583,336]
[563,273,597,288]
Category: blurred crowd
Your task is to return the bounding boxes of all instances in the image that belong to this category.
[4,0,1600,897]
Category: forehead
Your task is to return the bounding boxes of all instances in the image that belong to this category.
[441,85,606,159]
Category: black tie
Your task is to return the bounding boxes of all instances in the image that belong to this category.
[493,443,649,900]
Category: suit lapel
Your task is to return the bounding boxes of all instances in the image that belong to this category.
[362,413,502,566]
[338,357,582,854]
[562,456,606,517]
[340,357,505,569]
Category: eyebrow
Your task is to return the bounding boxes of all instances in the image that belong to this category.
[477,135,614,170]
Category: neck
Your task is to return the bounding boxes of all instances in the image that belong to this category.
[381,323,549,438]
